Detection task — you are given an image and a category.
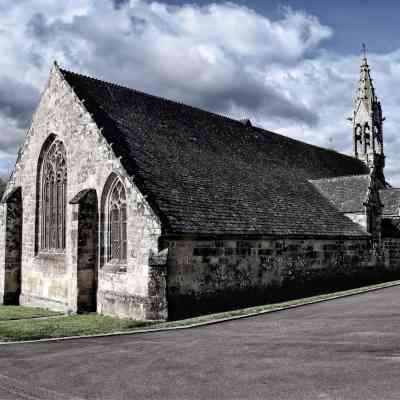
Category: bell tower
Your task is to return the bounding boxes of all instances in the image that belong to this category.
[351,45,385,182]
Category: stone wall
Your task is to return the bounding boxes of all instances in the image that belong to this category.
[0,64,165,319]
[383,238,400,269]
[166,236,392,319]
[381,217,400,270]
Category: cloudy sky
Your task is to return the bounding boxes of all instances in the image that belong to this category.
[2,0,400,184]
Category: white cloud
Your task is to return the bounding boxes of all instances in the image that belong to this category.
[0,0,399,185]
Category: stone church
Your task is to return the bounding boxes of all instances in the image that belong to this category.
[0,53,399,320]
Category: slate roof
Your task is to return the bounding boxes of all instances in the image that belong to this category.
[380,189,400,217]
[60,68,370,237]
[309,175,370,213]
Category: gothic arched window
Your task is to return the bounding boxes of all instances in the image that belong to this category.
[355,124,362,140]
[363,123,370,152]
[40,139,67,251]
[107,178,127,263]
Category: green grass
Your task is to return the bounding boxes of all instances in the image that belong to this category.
[0,314,156,342]
[0,305,61,321]
[1,279,400,342]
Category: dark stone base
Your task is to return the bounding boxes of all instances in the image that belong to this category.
[2,291,20,305]
[167,268,400,320]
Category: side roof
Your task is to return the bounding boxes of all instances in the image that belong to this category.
[60,68,370,237]
[310,175,370,213]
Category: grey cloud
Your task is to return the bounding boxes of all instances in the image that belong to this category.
[0,78,39,129]
[112,0,130,10]
[180,77,318,127]
[0,121,25,160]
[28,50,46,69]
[129,16,147,34]
[259,88,318,126]
[0,131,24,156]
[26,13,53,42]
[0,0,24,12]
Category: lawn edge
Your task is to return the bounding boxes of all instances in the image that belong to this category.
[2,279,400,345]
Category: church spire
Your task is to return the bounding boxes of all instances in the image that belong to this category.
[351,45,385,181]
[357,44,377,113]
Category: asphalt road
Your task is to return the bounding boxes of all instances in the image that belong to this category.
[1,286,400,400]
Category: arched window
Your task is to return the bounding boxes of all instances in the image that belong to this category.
[364,123,370,151]
[354,124,362,154]
[107,178,127,263]
[40,139,67,251]
[355,124,362,140]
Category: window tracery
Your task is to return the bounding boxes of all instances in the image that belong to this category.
[40,139,67,251]
[107,178,127,263]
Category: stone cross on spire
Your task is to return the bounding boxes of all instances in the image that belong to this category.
[351,45,385,182]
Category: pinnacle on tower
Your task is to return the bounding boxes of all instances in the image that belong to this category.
[351,45,385,181]
[356,44,376,110]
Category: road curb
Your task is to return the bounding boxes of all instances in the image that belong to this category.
[2,280,400,345]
